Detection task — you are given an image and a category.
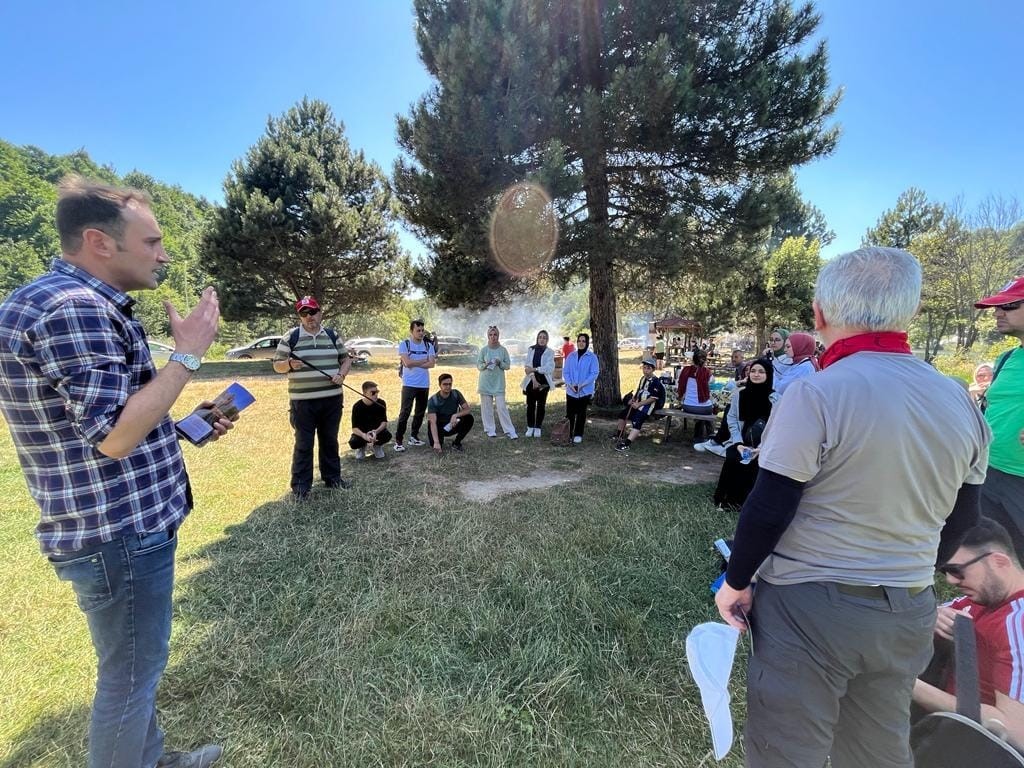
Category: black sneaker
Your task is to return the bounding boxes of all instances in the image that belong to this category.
[451,442,464,452]
[157,744,223,768]
[292,489,310,502]
[615,441,630,452]
[325,479,352,490]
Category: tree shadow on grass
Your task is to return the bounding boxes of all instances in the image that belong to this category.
[5,463,746,767]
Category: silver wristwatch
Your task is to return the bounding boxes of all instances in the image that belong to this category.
[169,352,201,372]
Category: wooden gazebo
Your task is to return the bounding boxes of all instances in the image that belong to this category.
[652,315,702,352]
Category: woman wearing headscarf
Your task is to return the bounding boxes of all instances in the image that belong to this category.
[773,331,819,395]
[766,328,790,359]
[713,357,778,508]
[522,329,555,437]
[563,333,600,443]
[970,361,995,406]
[477,325,518,439]
[676,348,716,440]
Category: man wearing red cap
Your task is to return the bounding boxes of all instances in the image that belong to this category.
[273,296,352,499]
[974,277,1024,557]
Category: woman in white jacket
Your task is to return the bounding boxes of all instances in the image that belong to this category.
[521,330,555,437]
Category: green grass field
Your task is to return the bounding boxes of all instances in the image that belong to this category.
[0,359,745,767]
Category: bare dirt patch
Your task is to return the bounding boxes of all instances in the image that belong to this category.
[460,470,579,502]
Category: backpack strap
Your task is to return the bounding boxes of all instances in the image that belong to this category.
[992,349,1015,384]
[288,327,343,366]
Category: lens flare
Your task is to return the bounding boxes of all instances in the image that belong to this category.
[488,182,558,277]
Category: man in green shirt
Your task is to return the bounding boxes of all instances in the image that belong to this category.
[427,373,474,452]
[975,277,1024,556]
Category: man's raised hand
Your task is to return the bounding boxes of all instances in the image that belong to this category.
[165,286,220,358]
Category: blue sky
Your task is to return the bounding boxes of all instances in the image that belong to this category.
[1,0,1021,260]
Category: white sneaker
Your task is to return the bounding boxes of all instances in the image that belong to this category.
[394,443,406,453]
[507,433,519,440]
[407,436,425,446]
[373,445,386,459]
[532,428,541,438]
[573,436,582,444]
[706,442,728,458]
[486,432,497,438]
[354,447,366,460]
[693,440,709,453]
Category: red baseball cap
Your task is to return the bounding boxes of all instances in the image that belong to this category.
[975,277,1024,308]
[295,295,320,312]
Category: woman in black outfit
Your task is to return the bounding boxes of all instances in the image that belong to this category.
[522,330,555,437]
[713,357,777,509]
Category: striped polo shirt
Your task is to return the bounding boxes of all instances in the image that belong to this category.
[274,327,348,401]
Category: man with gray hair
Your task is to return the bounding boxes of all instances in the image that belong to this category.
[715,247,991,767]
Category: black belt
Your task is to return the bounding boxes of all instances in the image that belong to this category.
[835,583,930,598]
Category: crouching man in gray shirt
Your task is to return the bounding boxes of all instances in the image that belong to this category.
[715,247,991,768]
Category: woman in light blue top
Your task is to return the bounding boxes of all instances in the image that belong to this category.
[562,333,600,442]
[477,325,517,438]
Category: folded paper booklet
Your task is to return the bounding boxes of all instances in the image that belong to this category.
[175,382,256,446]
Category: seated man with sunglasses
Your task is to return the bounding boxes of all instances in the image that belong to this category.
[912,519,1024,747]
[974,278,1024,559]
[349,380,391,459]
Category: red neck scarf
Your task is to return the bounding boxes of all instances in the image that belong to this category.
[819,331,912,370]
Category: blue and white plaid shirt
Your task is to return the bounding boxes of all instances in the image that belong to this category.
[0,259,191,555]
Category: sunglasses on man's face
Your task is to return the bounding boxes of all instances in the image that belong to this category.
[994,300,1023,312]
[937,551,993,580]
[299,309,320,317]
[367,390,379,396]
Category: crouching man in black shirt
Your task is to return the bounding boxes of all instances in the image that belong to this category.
[349,380,391,460]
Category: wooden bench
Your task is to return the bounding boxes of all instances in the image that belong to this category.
[654,408,718,443]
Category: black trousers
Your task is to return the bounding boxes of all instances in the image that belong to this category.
[525,386,549,428]
[348,428,393,449]
[395,386,428,442]
[289,394,343,492]
[565,395,592,437]
[428,414,475,447]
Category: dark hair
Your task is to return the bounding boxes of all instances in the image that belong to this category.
[438,373,453,385]
[361,380,378,393]
[56,176,151,254]
[410,319,425,330]
[693,349,708,366]
[535,329,549,344]
[957,519,1019,565]
[577,333,590,344]
[563,336,570,341]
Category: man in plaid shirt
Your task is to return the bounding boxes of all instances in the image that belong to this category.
[0,178,231,768]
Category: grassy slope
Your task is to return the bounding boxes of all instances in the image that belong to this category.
[0,359,744,767]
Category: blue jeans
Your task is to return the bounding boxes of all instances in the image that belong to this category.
[49,527,177,768]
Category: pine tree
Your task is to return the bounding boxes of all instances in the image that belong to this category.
[205,98,408,321]
[395,0,839,405]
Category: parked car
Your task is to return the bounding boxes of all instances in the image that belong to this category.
[617,336,645,350]
[346,337,397,357]
[147,340,174,364]
[501,338,530,356]
[434,335,478,356]
[225,336,282,360]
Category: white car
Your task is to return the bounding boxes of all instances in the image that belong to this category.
[617,336,645,350]
[346,337,398,357]
[225,336,283,360]
[147,340,174,364]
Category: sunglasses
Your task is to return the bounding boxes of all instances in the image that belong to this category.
[367,390,379,396]
[298,308,320,317]
[937,551,993,579]
[994,300,1023,312]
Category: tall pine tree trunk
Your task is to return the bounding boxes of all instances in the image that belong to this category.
[579,0,620,408]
